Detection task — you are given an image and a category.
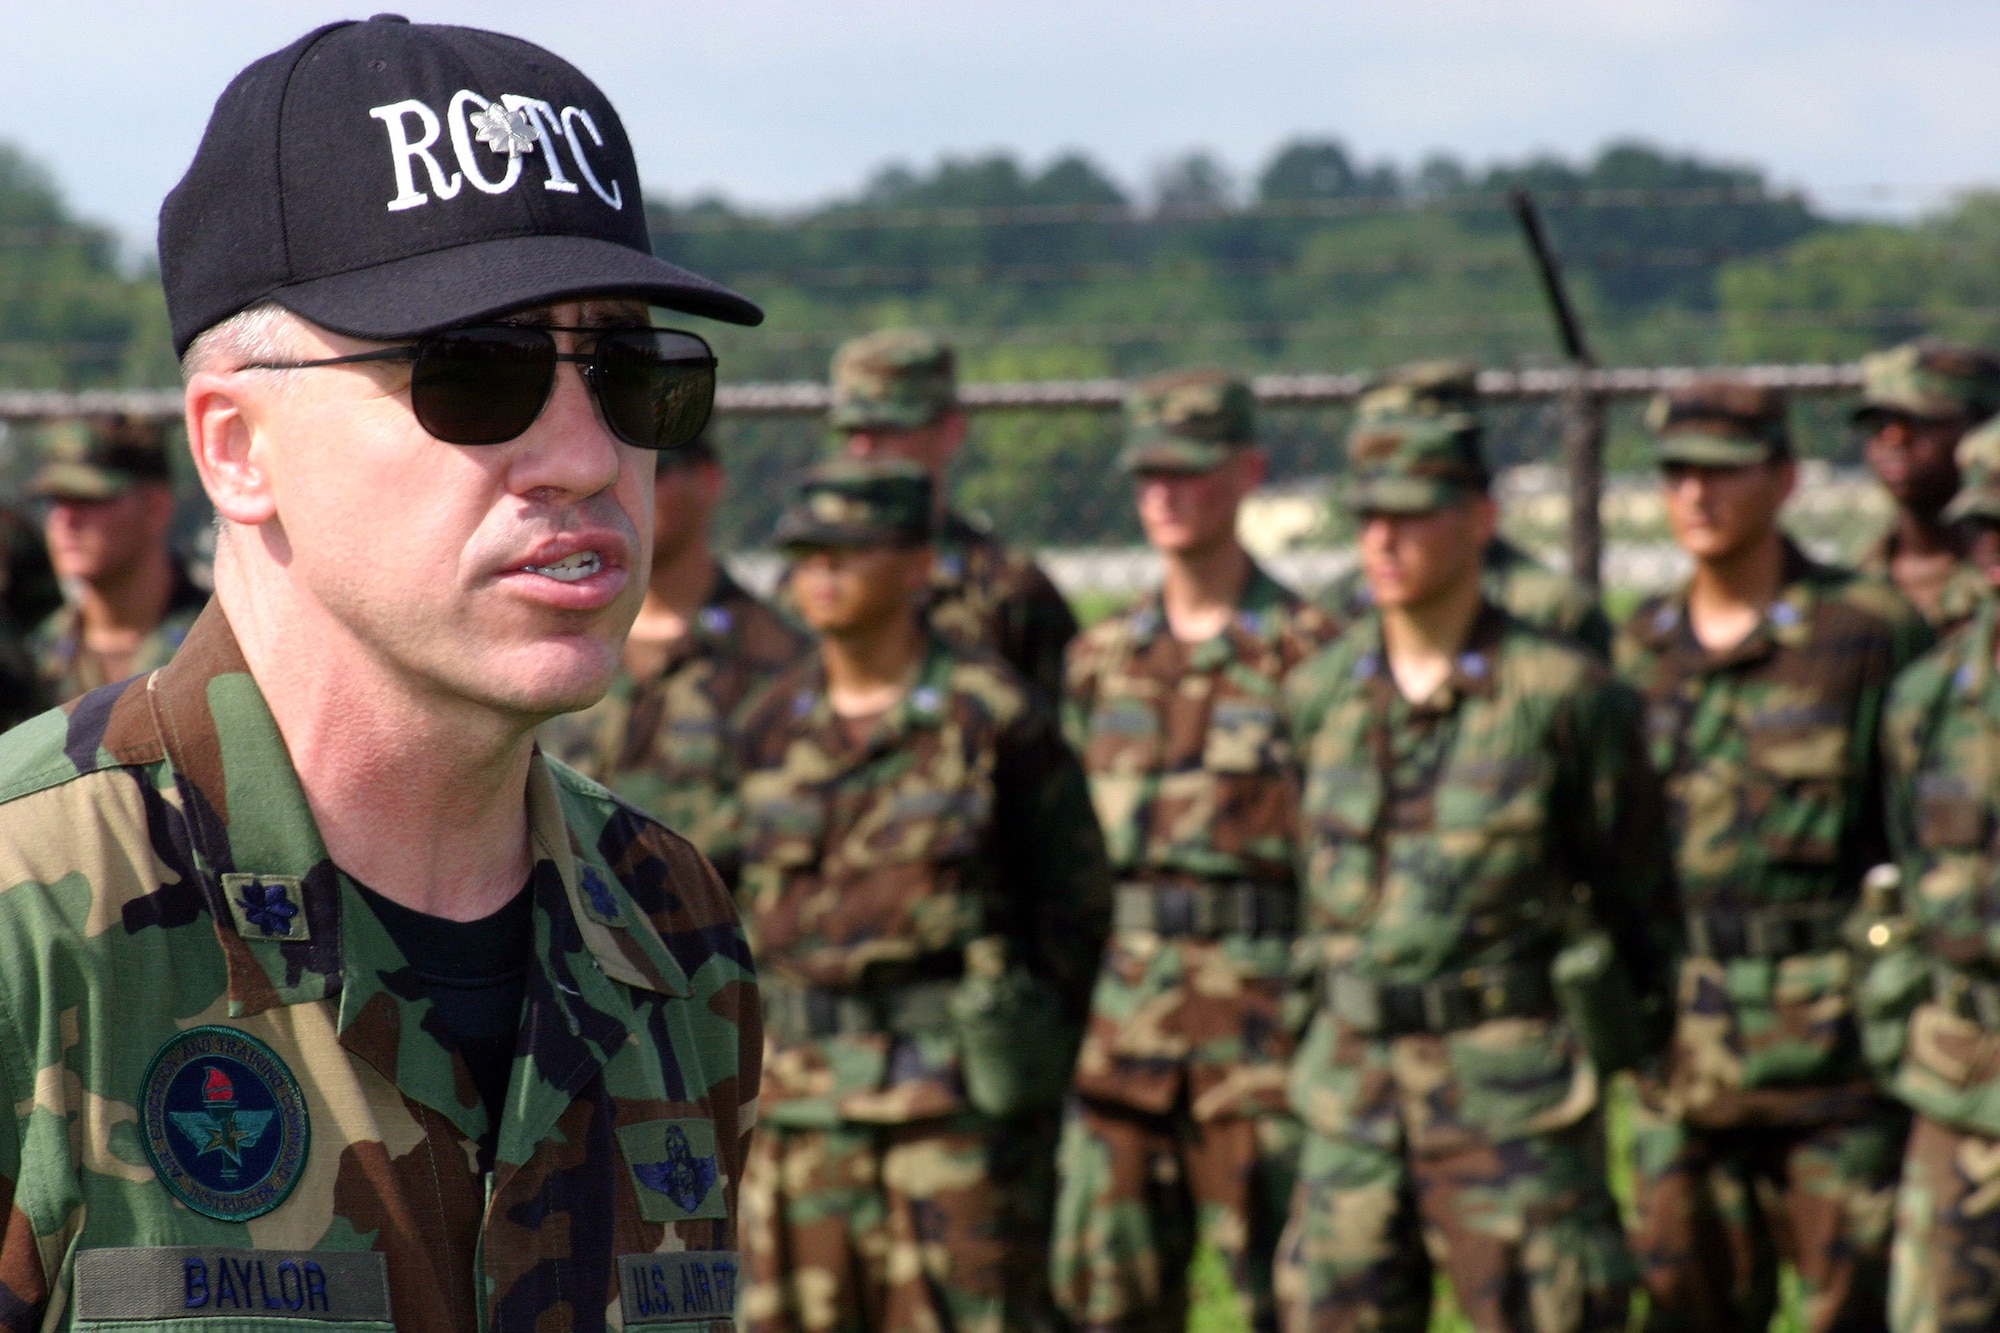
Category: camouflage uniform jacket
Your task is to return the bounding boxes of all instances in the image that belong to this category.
[540,568,808,886]
[0,604,761,1332]
[736,635,1111,1127]
[1617,539,1931,1126]
[1318,536,1612,658]
[1062,561,1340,1120]
[1883,594,2000,1135]
[927,509,1078,703]
[32,563,208,703]
[1284,605,1676,1154]
[1858,529,1988,635]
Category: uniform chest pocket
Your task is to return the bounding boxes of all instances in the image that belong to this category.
[851,781,990,867]
[740,792,825,869]
[1433,756,1547,834]
[1917,772,1991,851]
[1745,706,1850,866]
[1086,689,1163,774]
[1203,700,1285,774]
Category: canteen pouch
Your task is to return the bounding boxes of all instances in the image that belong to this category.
[1552,930,1649,1075]
[949,968,1076,1118]
[1856,943,1931,1082]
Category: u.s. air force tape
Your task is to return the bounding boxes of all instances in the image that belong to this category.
[619,1251,739,1325]
[72,1247,392,1324]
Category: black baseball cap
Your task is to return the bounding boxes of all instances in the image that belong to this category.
[159,16,761,357]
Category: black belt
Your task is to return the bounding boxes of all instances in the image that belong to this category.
[762,956,964,1044]
[1684,902,1847,960]
[1319,962,1556,1036]
[1934,968,2000,1030]
[1112,880,1295,938]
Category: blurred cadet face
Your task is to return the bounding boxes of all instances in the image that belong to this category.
[1662,459,1795,562]
[788,541,932,636]
[1865,413,1964,512]
[1133,448,1265,558]
[1357,495,1495,611]
[842,411,965,477]
[1964,521,2000,588]
[44,484,174,587]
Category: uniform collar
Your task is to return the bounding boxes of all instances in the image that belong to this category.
[1637,536,1823,665]
[1351,599,1506,706]
[145,600,682,1025]
[1128,557,1291,659]
[785,633,957,762]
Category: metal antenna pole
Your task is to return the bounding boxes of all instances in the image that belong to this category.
[1510,189,1604,595]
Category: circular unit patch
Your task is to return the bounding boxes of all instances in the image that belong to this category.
[139,1026,310,1222]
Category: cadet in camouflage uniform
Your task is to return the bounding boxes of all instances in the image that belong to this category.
[1053,371,1340,1333]
[1879,566,2000,1333]
[1617,381,1931,1333]
[736,461,1112,1333]
[542,436,807,886]
[1944,413,2000,589]
[1853,341,2000,633]
[1280,409,1676,1333]
[0,19,766,1329]
[31,414,208,703]
[812,328,1079,701]
[1317,360,1612,657]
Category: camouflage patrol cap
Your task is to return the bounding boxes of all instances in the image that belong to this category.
[1118,368,1255,473]
[1854,341,2000,425]
[1353,359,1479,423]
[829,329,957,432]
[1944,413,2000,526]
[1646,379,1791,467]
[773,458,933,549]
[30,414,173,501]
[1343,412,1488,515]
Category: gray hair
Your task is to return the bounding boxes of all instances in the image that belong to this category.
[178,302,310,383]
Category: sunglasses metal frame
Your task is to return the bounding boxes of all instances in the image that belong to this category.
[237,324,718,450]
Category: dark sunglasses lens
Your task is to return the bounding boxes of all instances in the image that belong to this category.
[594,331,717,450]
[410,327,555,445]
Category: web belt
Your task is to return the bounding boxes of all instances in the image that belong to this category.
[1112,880,1296,938]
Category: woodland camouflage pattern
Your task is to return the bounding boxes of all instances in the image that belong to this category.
[0,604,761,1332]
[1617,541,1928,1124]
[733,635,1110,1333]
[923,512,1078,704]
[1278,604,1675,1333]
[33,566,207,704]
[1318,536,1612,659]
[1617,540,1929,1333]
[1856,535,1988,636]
[1053,561,1339,1333]
[1881,594,2000,1332]
[539,568,807,887]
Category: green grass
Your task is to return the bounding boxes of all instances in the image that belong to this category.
[1183,1082,1809,1333]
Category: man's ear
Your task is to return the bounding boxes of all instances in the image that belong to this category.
[1773,457,1799,506]
[1235,447,1268,493]
[935,411,968,464]
[1470,493,1500,547]
[185,372,277,527]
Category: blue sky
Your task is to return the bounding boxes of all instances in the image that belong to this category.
[8,1,1999,255]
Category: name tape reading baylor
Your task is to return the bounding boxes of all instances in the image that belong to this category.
[0,16,764,1333]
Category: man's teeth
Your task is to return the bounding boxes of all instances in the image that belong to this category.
[525,551,602,582]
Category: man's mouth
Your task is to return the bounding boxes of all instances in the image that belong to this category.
[522,551,603,583]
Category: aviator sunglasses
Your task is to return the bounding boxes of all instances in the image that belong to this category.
[242,324,717,450]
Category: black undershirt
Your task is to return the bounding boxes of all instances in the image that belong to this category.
[356,880,535,1159]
